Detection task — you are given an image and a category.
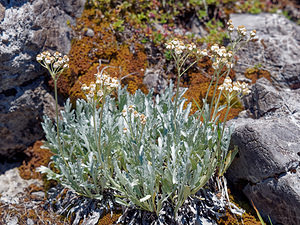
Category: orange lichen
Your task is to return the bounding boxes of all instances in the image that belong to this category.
[18,140,53,180]
[218,210,261,225]
[217,188,261,225]
[245,68,272,84]
[183,57,243,121]
[97,211,122,225]
[55,7,148,101]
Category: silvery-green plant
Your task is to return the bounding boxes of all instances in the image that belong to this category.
[37,22,256,218]
[108,83,235,216]
[110,22,255,216]
[38,69,121,200]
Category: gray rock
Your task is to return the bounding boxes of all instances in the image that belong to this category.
[227,78,300,224]
[243,78,300,119]
[244,169,300,225]
[227,115,300,225]
[0,79,58,157]
[0,0,85,158]
[84,28,95,37]
[0,0,85,92]
[230,13,300,89]
[228,116,300,184]
[0,167,42,205]
[143,60,168,93]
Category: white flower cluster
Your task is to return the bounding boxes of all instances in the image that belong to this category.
[209,44,233,70]
[122,105,147,127]
[227,20,256,40]
[81,72,120,102]
[197,48,208,57]
[218,77,251,96]
[95,72,119,88]
[36,51,69,71]
[165,38,196,55]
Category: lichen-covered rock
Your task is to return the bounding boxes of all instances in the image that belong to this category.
[227,78,300,225]
[0,0,85,92]
[0,0,85,158]
[0,167,42,205]
[230,13,300,89]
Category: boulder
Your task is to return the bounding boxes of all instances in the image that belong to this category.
[0,0,85,158]
[227,79,300,224]
[230,13,300,89]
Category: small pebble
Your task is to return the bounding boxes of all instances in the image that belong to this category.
[84,28,94,37]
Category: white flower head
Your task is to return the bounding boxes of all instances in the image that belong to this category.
[97,90,103,98]
[212,62,219,70]
[199,49,208,57]
[133,110,139,118]
[63,55,69,63]
[128,105,135,113]
[139,114,147,125]
[187,43,196,51]
[81,83,89,92]
[45,56,52,65]
[228,24,234,32]
[217,46,227,57]
[36,54,43,61]
[211,44,219,53]
[250,30,256,37]
[226,62,233,69]
[53,62,60,69]
[237,25,247,36]
[227,19,233,26]
[54,51,62,59]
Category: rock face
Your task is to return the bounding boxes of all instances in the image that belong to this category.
[226,13,300,225]
[230,13,300,89]
[227,78,300,225]
[0,0,85,158]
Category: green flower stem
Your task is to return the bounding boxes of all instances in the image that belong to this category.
[152,192,158,216]
[198,67,218,123]
[173,55,197,121]
[179,60,197,77]
[173,58,182,121]
[211,69,231,120]
[53,78,68,167]
[208,65,225,119]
